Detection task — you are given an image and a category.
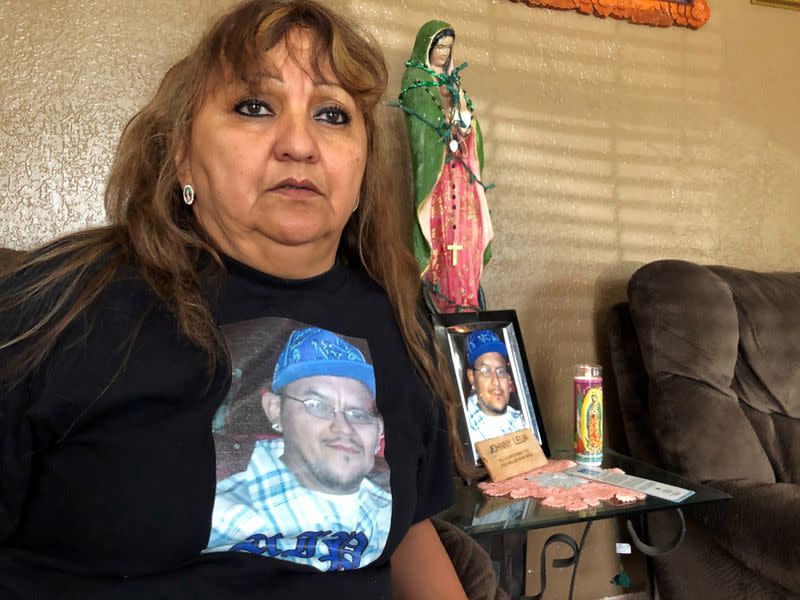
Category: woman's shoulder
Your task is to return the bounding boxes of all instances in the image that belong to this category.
[2,235,131,287]
[0,241,151,385]
[0,240,159,340]
[105,260,156,296]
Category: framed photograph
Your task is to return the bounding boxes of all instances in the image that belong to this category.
[433,310,550,468]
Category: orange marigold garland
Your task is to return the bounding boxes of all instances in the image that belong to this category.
[512,0,711,29]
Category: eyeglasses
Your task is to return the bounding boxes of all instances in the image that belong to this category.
[474,365,510,380]
[280,393,379,426]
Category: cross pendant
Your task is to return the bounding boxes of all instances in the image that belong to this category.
[446,242,463,266]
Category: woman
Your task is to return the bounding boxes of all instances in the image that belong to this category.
[0,2,468,598]
[398,21,494,313]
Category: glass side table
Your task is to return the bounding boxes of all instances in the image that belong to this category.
[437,449,731,600]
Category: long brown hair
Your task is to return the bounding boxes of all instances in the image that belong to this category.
[0,0,470,477]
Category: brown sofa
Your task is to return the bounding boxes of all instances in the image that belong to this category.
[608,259,800,599]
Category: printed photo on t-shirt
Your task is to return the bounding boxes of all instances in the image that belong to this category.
[204,317,392,572]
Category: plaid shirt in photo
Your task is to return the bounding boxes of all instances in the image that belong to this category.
[206,438,392,571]
[465,393,526,442]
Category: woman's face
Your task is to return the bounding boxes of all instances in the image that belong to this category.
[429,35,454,69]
[178,28,367,276]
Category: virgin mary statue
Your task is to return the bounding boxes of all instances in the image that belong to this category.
[399,21,494,313]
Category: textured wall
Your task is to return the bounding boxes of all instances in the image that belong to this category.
[2,0,799,596]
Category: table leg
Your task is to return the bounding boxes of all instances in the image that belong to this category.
[527,520,593,600]
[625,509,687,600]
[625,508,685,556]
[500,530,527,599]
[640,513,656,600]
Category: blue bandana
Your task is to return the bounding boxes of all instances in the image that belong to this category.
[272,327,375,396]
[466,330,508,367]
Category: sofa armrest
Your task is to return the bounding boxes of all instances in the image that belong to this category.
[695,480,800,594]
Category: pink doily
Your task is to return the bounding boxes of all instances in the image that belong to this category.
[477,459,646,511]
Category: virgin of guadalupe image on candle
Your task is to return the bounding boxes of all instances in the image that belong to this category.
[586,392,603,453]
[398,21,494,314]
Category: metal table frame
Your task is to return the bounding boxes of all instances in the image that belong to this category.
[439,451,730,600]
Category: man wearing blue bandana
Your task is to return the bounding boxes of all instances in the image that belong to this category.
[207,327,391,571]
[464,330,526,444]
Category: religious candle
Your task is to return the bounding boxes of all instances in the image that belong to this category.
[573,364,603,466]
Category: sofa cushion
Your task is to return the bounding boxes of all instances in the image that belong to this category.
[708,267,800,484]
[708,266,800,419]
[694,479,800,595]
[628,260,775,485]
[743,403,800,485]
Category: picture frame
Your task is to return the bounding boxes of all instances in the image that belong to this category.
[433,310,550,469]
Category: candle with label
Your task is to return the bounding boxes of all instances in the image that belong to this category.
[574,364,603,465]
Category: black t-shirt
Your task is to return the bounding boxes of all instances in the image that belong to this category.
[0,256,454,599]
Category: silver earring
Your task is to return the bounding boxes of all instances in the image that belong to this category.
[183,184,195,206]
[272,422,282,433]
[352,196,360,213]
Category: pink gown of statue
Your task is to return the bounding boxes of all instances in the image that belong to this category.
[420,129,493,313]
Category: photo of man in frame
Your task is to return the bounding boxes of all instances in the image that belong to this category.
[463,329,528,444]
